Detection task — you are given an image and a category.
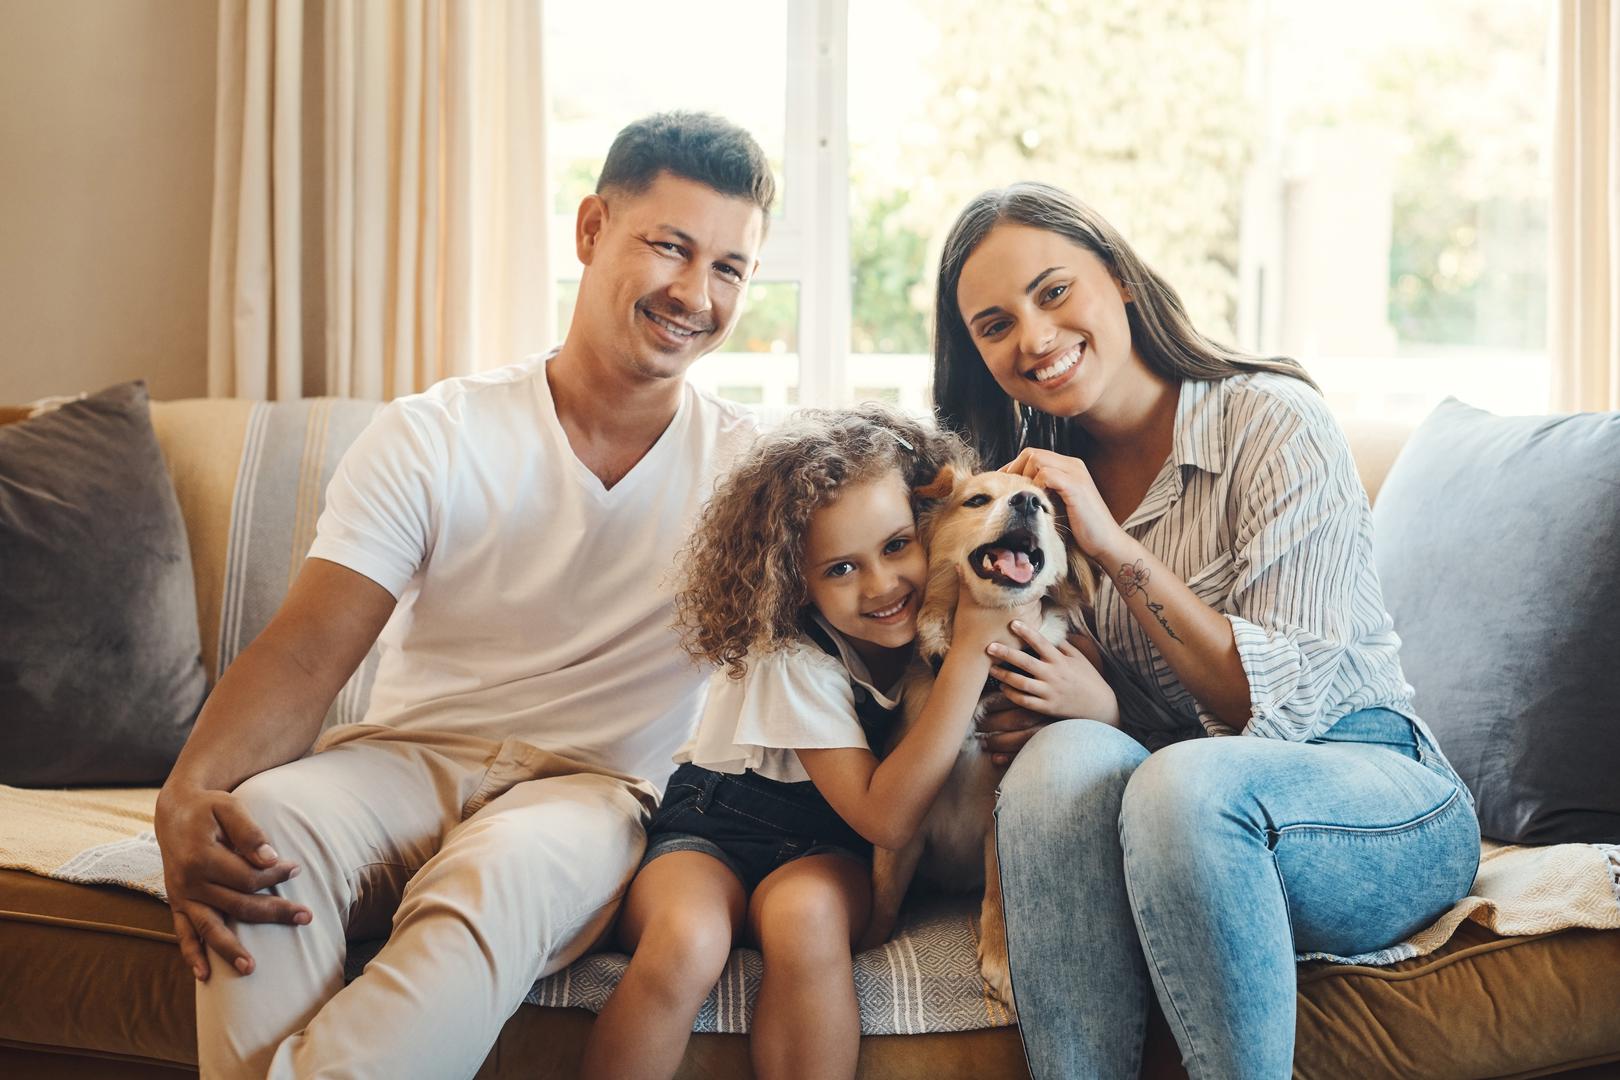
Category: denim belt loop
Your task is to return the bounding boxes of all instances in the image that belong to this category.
[695,769,721,811]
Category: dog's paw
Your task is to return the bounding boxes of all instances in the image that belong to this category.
[979,940,1017,1017]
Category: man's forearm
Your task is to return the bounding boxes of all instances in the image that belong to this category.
[163,638,338,796]
[163,558,396,797]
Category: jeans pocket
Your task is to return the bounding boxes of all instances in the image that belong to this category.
[1392,788,1482,933]
[1283,786,1480,956]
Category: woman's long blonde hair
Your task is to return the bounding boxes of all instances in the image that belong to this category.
[932,181,1317,467]
[675,404,973,679]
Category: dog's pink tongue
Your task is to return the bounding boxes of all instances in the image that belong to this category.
[992,548,1034,584]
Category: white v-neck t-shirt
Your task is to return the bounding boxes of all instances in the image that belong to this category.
[307,352,758,783]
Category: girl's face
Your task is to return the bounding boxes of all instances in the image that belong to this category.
[803,470,927,657]
[955,222,1136,420]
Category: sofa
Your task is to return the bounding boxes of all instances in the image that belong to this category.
[1,391,1618,1080]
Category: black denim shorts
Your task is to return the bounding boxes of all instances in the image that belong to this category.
[641,761,872,892]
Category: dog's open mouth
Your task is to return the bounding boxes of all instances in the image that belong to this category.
[968,528,1045,588]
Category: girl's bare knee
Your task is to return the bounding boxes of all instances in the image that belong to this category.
[632,908,735,1002]
[755,883,860,971]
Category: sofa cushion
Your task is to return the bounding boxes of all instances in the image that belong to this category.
[508,896,1016,1035]
[4,864,1617,1079]
[1295,921,1620,1079]
[0,869,194,1067]
[0,382,207,785]
[1372,399,1620,844]
[1340,416,1418,505]
[146,398,257,686]
[147,397,385,730]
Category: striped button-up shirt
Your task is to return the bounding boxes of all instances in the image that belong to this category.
[1089,371,1430,750]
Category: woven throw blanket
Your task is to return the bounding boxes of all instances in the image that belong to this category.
[5,785,1618,1032]
[0,787,163,895]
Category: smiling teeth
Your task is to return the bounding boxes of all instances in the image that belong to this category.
[867,597,907,618]
[1032,344,1082,382]
[647,311,699,337]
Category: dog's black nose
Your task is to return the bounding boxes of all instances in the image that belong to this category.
[1008,491,1037,514]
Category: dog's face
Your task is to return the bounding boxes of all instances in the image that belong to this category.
[919,466,1068,611]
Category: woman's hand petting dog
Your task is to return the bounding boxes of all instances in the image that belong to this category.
[1000,447,1128,563]
[988,623,1121,728]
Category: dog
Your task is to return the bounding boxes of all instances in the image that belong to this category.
[866,464,1090,1009]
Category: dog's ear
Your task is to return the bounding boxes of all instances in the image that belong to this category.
[914,463,958,501]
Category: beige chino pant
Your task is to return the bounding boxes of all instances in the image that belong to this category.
[194,724,658,1079]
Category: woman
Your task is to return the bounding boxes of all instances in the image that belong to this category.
[931,182,1480,1079]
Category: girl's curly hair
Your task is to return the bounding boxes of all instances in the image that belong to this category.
[675,403,975,679]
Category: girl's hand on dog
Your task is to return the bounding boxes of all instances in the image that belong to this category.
[952,583,1045,654]
[988,622,1121,726]
[1000,447,1129,562]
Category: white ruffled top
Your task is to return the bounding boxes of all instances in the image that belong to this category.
[673,612,904,783]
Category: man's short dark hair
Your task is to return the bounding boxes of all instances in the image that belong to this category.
[596,111,776,225]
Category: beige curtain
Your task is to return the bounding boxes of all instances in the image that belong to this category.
[208,0,552,401]
[1550,0,1620,413]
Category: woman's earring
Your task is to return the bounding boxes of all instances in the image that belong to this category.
[1017,402,1031,451]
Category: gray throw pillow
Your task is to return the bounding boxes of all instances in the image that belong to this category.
[1373,398,1620,843]
[0,381,207,785]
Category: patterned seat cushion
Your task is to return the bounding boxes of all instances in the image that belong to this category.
[352,894,1014,1036]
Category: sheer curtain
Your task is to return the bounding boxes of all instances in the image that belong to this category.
[1550,0,1620,412]
[207,0,552,401]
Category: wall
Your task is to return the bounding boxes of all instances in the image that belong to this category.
[0,0,217,404]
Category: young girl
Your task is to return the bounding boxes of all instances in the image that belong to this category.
[579,404,1114,1080]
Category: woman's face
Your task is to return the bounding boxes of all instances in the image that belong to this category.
[955,223,1135,420]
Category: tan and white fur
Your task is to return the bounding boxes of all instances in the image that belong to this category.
[868,465,1090,1009]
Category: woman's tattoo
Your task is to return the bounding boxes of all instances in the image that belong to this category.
[1115,560,1184,642]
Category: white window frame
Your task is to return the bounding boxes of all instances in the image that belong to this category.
[773,0,850,407]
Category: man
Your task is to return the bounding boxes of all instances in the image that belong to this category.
[154,112,772,1078]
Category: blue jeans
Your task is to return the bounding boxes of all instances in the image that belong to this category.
[994,709,1480,1080]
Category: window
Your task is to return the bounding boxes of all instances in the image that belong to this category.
[546,0,1551,423]
[1250,0,1550,421]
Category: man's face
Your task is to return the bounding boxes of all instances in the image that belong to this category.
[573,171,765,383]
